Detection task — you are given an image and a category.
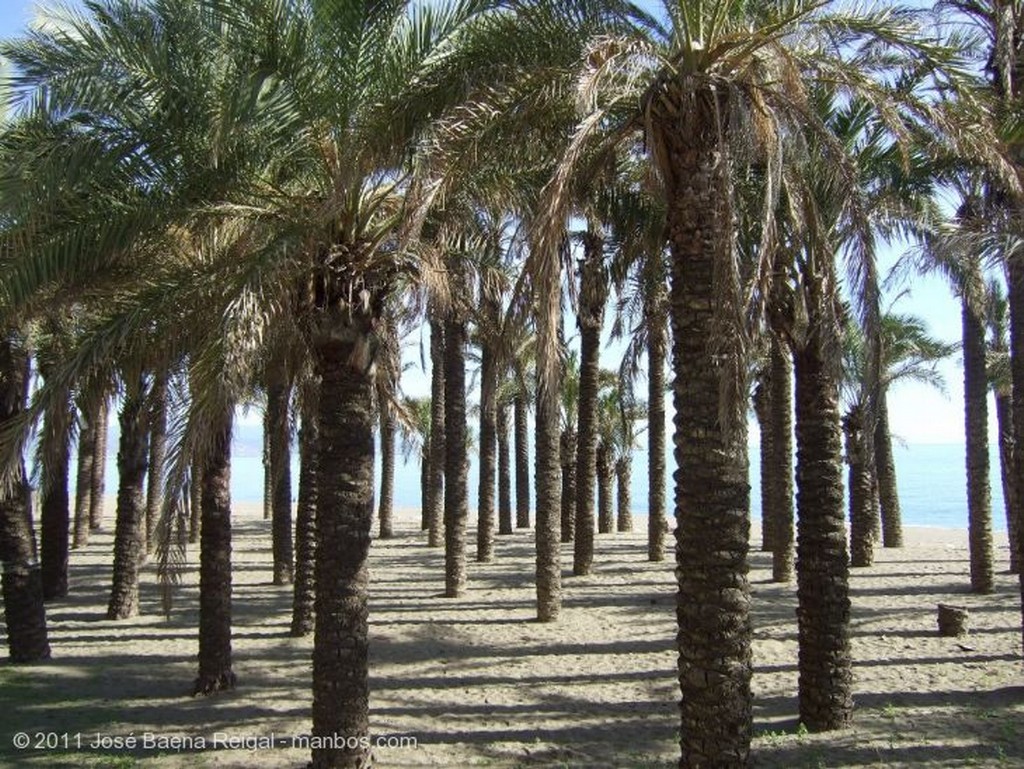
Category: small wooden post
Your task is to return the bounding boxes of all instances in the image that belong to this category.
[937,604,970,637]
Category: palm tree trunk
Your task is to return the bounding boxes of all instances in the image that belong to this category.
[291,391,319,637]
[311,333,375,769]
[874,393,903,548]
[262,416,272,521]
[844,405,876,568]
[427,316,445,548]
[596,441,614,535]
[497,402,513,535]
[476,338,497,561]
[573,230,605,573]
[996,391,1020,572]
[72,407,96,549]
[793,309,853,732]
[1007,250,1024,659]
[535,362,562,622]
[194,403,235,695]
[189,455,202,544]
[963,289,994,593]
[444,302,469,597]
[615,456,632,532]
[145,370,169,555]
[378,400,396,539]
[88,397,108,530]
[40,409,72,601]
[0,337,50,662]
[514,392,530,528]
[268,353,294,585]
[655,93,752,766]
[560,429,576,542]
[768,337,794,582]
[645,265,668,562]
[107,376,150,620]
[753,375,774,553]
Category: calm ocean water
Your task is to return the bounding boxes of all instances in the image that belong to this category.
[87,422,1007,532]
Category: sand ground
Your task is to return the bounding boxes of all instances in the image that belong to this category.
[1,501,1023,768]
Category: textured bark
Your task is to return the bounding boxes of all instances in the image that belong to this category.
[107,379,150,620]
[874,395,903,548]
[262,417,272,521]
[615,456,632,533]
[653,87,752,767]
[189,455,202,544]
[311,330,375,769]
[145,371,168,556]
[40,413,71,601]
[476,334,497,561]
[535,366,561,622]
[378,400,396,539]
[514,393,530,528]
[268,352,294,585]
[497,402,513,535]
[194,405,235,695]
[573,230,605,574]
[996,392,1020,572]
[844,405,876,568]
[768,338,794,582]
[88,398,108,530]
[427,317,445,548]
[1008,250,1024,660]
[596,441,614,535]
[0,338,50,662]
[444,298,469,597]
[72,410,96,549]
[645,262,669,562]
[963,289,994,593]
[560,429,576,542]
[291,393,319,637]
[793,308,853,732]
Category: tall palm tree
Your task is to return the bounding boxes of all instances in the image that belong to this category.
[72,395,98,549]
[987,278,1020,571]
[107,371,151,620]
[291,379,319,637]
[559,351,580,543]
[427,309,446,548]
[444,251,470,598]
[0,332,50,662]
[573,223,608,574]
[145,368,169,555]
[266,340,294,585]
[522,3,969,756]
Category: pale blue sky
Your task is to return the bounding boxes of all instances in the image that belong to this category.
[0,0,984,445]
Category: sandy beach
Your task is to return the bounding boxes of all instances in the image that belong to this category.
[2,501,1023,768]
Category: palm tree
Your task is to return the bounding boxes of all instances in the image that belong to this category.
[427,310,446,548]
[376,313,401,541]
[193,398,236,694]
[291,380,319,637]
[496,396,514,534]
[145,368,169,555]
[0,333,50,662]
[444,252,470,598]
[559,352,580,543]
[987,278,1020,571]
[89,396,109,531]
[573,222,608,574]
[266,341,294,585]
[107,371,151,620]
[72,395,98,549]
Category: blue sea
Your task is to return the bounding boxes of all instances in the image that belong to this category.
[84,422,1008,532]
